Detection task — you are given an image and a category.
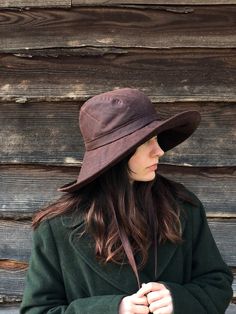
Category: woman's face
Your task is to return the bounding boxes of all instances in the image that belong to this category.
[128,136,164,182]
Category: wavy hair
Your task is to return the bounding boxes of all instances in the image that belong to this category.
[33,156,196,287]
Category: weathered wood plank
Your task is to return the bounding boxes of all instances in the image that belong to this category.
[0,166,235,217]
[2,219,236,264]
[1,49,236,103]
[0,307,19,314]
[0,269,26,302]
[2,1,236,8]
[227,303,236,313]
[0,220,235,299]
[0,271,235,305]
[71,0,236,6]
[160,166,236,218]
[209,222,236,266]
[0,165,72,218]
[0,261,235,304]
[0,101,235,166]
[0,102,82,166]
[0,221,32,262]
[0,0,70,8]
[72,1,236,5]
[0,304,234,314]
[0,7,236,52]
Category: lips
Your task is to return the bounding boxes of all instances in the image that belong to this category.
[147,163,158,171]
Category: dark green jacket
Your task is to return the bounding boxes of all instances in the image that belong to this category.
[20,192,233,314]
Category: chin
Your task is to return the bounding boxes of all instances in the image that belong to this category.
[136,174,156,182]
[146,175,156,181]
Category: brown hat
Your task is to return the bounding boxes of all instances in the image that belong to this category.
[58,88,201,192]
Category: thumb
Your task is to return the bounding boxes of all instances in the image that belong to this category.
[136,283,147,298]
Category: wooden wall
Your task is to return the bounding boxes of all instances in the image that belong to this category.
[0,1,235,313]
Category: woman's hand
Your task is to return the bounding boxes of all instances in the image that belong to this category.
[136,282,173,314]
[119,293,150,314]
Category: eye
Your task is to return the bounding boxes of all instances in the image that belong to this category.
[143,136,158,146]
[150,136,158,143]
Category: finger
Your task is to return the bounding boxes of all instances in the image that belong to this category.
[136,286,149,298]
[133,304,150,314]
[132,294,148,306]
[152,304,173,314]
[147,289,170,304]
[137,282,166,297]
[149,296,173,313]
[119,295,148,313]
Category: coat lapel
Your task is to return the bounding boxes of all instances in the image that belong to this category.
[61,209,186,294]
[154,210,187,280]
[63,215,141,293]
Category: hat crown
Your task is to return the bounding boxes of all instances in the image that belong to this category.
[79,88,158,150]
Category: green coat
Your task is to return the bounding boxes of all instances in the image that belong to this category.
[20,191,233,314]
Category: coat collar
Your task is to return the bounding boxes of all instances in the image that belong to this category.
[61,207,187,294]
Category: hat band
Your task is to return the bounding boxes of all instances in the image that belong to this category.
[86,114,158,151]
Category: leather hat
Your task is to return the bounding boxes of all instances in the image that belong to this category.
[58,88,201,192]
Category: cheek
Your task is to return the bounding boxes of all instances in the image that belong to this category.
[128,156,136,173]
[128,155,146,174]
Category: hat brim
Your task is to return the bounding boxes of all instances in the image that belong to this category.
[58,110,200,192]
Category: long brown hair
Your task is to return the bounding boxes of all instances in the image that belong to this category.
[33,156,196,287]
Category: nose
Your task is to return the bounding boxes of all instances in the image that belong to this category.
[152,141,164,158]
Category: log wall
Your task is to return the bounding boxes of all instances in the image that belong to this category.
[0,1,235,312]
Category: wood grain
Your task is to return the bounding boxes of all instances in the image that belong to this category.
[0,221,32,262]
[72,1,236,5]
[0,7,236,52]
[160,166,236,218]
[0,272,235,305]
[0,307,19,314]
[0,0,70,8]
[0,165,74,218]
[0,218,235,300]
[0,165,235,218]
[209,221,236,266]
[1,1,236,8]
[4,219,235,264]
[0,101,235,166]
[0,268,26,302]
[1,48,236,103]
[1,0,236,309]
[3,304,235,313]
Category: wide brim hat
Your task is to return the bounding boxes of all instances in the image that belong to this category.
[58,88,201,192]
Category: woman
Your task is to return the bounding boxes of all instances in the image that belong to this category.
[20,88,233,314]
